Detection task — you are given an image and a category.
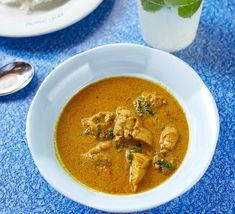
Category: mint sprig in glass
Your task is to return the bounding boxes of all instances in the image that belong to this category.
[141,0,203,18]
[138,0,204,51]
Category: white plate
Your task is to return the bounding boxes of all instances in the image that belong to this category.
[26,44,219,212]
[0,0,103,37]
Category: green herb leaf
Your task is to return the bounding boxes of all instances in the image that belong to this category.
[131,148,143,154]
[127,148,143,163]
[141,0,202,18]
[165,0,191,6]
[135,98,144,115]
[127,153,134,162]
[134,98,154,116]
[156,159,174,171]
[144,101,154,115]
[96,124,102,138]
[115,140,125,150]
[178,0,202,18]
[106,129,114,140]
[141,0,164,12]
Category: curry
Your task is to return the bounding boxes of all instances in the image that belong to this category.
[55,77,189,194]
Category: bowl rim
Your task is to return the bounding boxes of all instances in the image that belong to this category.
[26,43,220,212]
[0,0,104,37]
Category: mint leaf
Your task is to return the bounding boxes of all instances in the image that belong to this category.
[140,0,202,18]
[164,0,192,6]
[178,0,202,18]
[141,0,165,12]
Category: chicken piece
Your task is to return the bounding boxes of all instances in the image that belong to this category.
[141,92,167,109]
[81,112,115,139]
[113,107,153,146]
[133,92,166,116]
[152,154,161,170]
[132,127,153,146]
[81,151,112,173]
[125,147,143,164]
[129,153,151,192]
[113,107,137,139]
[81,141,113,172]
[81,141,114,159]
[159,126,179,154]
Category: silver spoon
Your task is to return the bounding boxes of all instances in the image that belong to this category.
[0,61,34,96]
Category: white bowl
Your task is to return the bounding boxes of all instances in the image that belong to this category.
[26,44,219,213]
[0,0,103,37]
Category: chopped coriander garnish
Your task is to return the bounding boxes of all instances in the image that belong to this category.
[127,148,143,163]
[134,98,144,115]
[134,97,154,116]
[127,153,134,163]
[106,129,114,140]
[144,101,154,115]
[135,98,144,115]
[130,148,143,154]
[155,159,174,171]
[115,140,125,150]
[96,124,102,138]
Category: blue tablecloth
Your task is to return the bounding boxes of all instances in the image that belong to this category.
[0,0,234,213]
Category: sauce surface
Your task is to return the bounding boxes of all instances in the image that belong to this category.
[55,77,189,194]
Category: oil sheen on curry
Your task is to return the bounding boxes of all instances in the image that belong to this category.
[55,77,189,194]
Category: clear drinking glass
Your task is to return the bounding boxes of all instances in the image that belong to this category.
[137,0,204,52]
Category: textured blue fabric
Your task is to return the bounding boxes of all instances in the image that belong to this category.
[0,0,234,213]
